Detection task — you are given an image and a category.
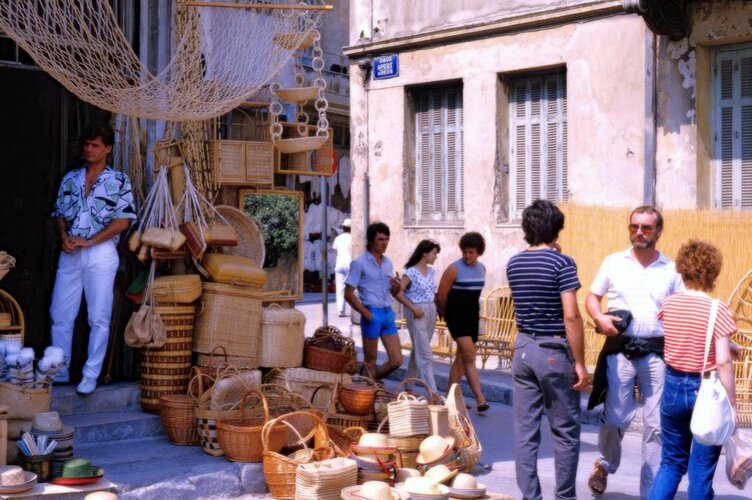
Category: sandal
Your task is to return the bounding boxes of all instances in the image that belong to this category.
[476,402,489,413]
[588,461,607,497]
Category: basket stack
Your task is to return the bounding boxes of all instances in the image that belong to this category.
[139,304,196,412]
[259,304,306,368]
[295,457,358,500]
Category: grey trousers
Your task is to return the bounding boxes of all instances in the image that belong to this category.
[405,302,438,393]
[512,334,581,500]
[597,352,664,500]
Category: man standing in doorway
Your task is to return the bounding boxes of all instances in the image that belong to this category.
[585,206,683,499]
[51,123,136,395]
[332,218,352,317]
[345,222,403,379]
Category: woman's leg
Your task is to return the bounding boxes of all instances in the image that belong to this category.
[455,337,485,405]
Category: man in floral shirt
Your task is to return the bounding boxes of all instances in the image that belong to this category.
[50,123,136,395]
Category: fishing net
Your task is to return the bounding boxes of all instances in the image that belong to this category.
[0,0,322,121]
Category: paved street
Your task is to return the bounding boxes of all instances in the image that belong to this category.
[298,297,750,499]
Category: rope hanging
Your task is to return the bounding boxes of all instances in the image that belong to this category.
[0,0,323,121]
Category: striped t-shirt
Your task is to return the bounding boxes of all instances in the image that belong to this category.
[659,292,737,372]
[506,249,581,336]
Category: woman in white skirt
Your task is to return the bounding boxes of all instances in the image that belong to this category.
[397,239,441,393]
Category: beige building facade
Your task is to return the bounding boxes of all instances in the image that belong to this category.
[344,0,752,290]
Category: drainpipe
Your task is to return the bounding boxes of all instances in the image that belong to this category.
[644,31,657,206]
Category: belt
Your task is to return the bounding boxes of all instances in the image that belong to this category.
[667,365,702,377]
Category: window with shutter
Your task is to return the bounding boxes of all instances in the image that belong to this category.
[713,44,752,210]
[507,72,567,220]
[409,85,464,225]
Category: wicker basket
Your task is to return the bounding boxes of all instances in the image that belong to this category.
[139,305,195,413]
[215,205,266,268]
[262,411,336,499]
[338,375,376,416]
[217,389,287,462]
[194,282,262,363]
[446,383,482,471]
[295,457,358,499]
[159,393,199,445]
[386,393,430,438]
[0,289,24,343]
[0,383,50,420]
[302,330,356,374]
[152,274,202,304]
[210,366,262,411]
[265,368,350,412]
[259,304,305,368]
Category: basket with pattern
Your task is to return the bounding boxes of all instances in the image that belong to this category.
[302,328,356,374]
[139,304,195,412]
[190,369,241,456]
[217,389,287,462]
[262,411,337,499]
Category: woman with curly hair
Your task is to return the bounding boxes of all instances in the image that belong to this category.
[437,232,488,412]
[650,239,738,499]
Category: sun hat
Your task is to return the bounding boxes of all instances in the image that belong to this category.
[416,435,455,465]
[341,481,407,500]
[396,468,422,482]
[31,412,63,433]
[424,464,459,485]
[451,473,477,489]
[449,473,487,499]
[60,458,103,479]
[398,476,450,498]
[0,466,37,494]
[342,218,351,228]
[357,433,388,448]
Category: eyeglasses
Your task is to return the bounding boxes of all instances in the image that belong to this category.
[628,224,656,234]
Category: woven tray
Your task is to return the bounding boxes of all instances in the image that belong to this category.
[215,205,265,268]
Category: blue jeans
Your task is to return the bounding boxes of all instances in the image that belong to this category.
[649,366,722,500]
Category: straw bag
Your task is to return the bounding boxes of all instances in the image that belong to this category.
[262,411,337,499]
[302,328,356,374]
[202,253,267,288]
[295,457,358,500]
[217,389,287,462]
[0,383,51,420]
[338,375,376,416]
[387,394,430,438]
[125,262,166,349]
[259,304,306,368]
[152,274,202,304]
[446,383,482,471]
[159,393,199,446]
[190,369,240,456]
[205,223,238,247]
[179,221,207,260]
[210,366,262,411]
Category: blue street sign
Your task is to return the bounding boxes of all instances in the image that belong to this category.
[373,54,399,80]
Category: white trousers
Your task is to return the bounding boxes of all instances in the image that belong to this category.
[405,302,438,393]
[335,266,350,315]
[50,241,119,380]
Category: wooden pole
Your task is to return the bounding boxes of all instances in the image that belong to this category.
[185,2,333,11]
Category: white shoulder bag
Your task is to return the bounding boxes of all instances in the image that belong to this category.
[690,298,736,446]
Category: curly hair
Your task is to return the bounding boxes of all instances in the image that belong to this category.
[459,232,485,255]
[675,239,723,292]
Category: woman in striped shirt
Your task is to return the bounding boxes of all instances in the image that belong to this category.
[437,232,489,412]
[650,240,738,500]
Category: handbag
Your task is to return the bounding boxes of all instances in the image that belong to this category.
[725,429,752,489]
[689,298,736,446]
[124,262,166,348]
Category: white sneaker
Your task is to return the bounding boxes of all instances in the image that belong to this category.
[76,377,97,395]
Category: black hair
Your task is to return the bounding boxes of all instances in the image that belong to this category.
[405,239,441,269]
[459,232,485,256]
[82,123,115,147]
[521,199,565,246]
[366,222,390,250]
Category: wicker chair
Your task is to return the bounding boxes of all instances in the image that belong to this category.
[477,286,517,370]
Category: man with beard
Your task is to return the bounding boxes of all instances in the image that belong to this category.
[585,206,683,499]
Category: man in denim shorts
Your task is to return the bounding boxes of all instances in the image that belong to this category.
[345,222,403,379]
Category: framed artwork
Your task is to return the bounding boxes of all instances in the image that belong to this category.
[239,189,304,301]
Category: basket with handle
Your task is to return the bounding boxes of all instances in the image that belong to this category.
[386,379,432,438]
[209,365,262,411]
[189,367,240,456]
[445,383,482,471]
[337,373,376,416]
[302,327,357,374]
[0,289,24,344]
[265,367,349,412]
[159,392,200,446]
[194,345,229,380]
[262,411,336,499]
[216,389,287,462]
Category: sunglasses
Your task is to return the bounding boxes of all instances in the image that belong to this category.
[628,224,656,234]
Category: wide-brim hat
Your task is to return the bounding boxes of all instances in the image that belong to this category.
[0,471,37,494]
[416,435,455,465]
[447,483,487,499]
[395,479,450,499]
[341,483,407,500]
[59,458,104,479]
[424,464,460,485]
[32,411,64,433]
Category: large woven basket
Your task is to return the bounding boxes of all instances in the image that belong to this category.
[265,368,350,412]
[262,411,336,499]
[194,282,262,363]
[159,393,199,446]
[259,304,305,368]
[215,205,266,268]
[217,389,287,462]
[302,329,356,374]
[139,304,195,413]
[0,383,50,420]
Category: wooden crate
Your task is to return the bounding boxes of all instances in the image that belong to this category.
[211,139,274,186]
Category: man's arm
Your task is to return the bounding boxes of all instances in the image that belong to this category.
[585,291,620,336]
[345,285,372,322]
[56,217,77,254]
[562,290,588,391]
[435,265,457,318]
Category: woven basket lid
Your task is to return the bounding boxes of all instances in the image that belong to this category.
[261,304,305,324]
[215,205,265,268]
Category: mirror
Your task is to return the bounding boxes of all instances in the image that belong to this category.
[239,189,304,301]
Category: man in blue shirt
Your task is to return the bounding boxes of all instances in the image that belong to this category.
[344,222,404,379]
[50,123,136,395]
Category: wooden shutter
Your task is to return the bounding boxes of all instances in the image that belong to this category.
[715,46,752,209]
[509,72,567,219]
[413,86,463,224]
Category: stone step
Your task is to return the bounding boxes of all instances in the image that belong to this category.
[75,437,268,499]
[63,409,163,445]
[51,381,141,416]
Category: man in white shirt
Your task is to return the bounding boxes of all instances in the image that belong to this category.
[585,206,683,499]
[332,218,352,317]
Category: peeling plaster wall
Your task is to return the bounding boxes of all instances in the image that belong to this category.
[349,14,649,289]
[655,0,752,209]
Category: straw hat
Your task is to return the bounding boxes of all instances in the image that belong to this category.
[0,466,37,494]
[397,477,450,498]
[357,433,388,448]
[84,493,119,500]
[31,411,74,439]
[341,481,406,500]
[424,464,459,485]
[416,435,455,465]
[449,473,487,499]
[395,468,421,482]
[352,433,398,461]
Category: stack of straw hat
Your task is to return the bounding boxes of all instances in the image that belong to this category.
[341,480,407,500]
[350,433,399,484]
[30,412,75,478]
[295,457,357,500]
[416,436,462,472]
